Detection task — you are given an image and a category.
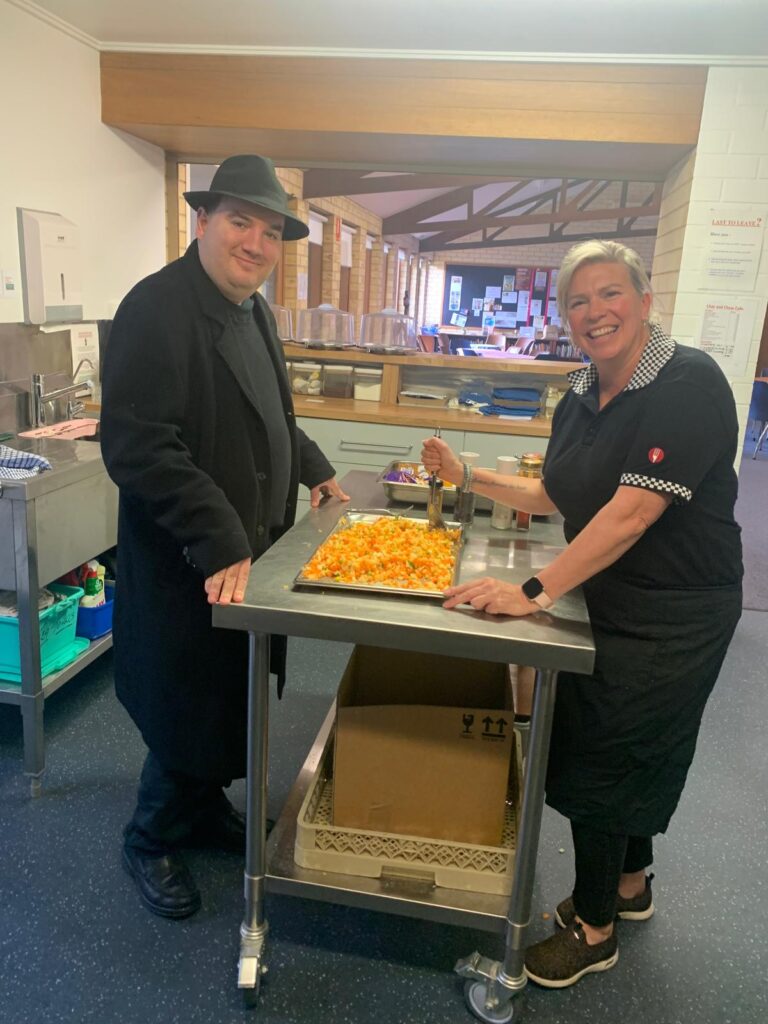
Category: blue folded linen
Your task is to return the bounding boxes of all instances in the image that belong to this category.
[0,444,52,480]
[478,405,539,418]
[491,387,541,402]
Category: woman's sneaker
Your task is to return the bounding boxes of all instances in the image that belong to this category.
[525,921,618,989]
[555,873,655,929]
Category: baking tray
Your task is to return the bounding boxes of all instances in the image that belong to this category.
[380,461,492,512]
[293,511,464,599]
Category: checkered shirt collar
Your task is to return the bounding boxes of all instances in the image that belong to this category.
[567,323,676,396]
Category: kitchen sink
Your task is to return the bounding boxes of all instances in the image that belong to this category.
[18,418,100,440]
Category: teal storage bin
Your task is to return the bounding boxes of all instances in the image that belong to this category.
[76,581,114,640]
[0,584,87,686]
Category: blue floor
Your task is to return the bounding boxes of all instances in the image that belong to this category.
[1,606,767,1024]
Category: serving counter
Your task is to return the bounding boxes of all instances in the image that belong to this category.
[213,471,595,1019]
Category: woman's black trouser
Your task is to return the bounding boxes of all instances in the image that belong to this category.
[571,821,653,927]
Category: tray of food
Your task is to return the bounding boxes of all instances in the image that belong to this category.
[294,512,463,598]
[380,462,492,512]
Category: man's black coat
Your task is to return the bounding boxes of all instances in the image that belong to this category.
[100,242,334,779]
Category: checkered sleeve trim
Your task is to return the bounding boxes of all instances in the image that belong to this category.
[620,473,692,504]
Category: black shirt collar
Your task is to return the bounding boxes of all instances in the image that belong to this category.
[567,324,676,396]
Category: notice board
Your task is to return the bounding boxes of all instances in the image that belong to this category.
[441,264,558,329]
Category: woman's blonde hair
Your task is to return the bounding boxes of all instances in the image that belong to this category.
[556,240,654,325]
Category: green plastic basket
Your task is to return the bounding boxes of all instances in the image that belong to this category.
[0,584,87,685]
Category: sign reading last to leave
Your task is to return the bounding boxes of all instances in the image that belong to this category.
[699,206,766,293]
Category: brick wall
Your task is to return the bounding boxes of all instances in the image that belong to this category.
[650,151,697,332]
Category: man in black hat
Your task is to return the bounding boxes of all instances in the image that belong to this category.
[100,154,348,919]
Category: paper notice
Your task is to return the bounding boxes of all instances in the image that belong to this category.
[700,206,766,293]
[697,296,759,377]
[70,323,99,382]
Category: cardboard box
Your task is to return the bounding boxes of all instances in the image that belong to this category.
[332,646,514,846]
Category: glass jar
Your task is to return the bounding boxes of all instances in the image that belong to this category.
[455,451,480,525]
[515,452,544,531]
[291,361,323,396]
[490,455,518,530]
[353,367,383,401]
[322,364,354,399]
[296,304,355,349]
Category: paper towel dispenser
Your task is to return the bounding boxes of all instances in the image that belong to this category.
[17,207,83,325]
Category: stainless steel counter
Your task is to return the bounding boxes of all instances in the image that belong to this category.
[215,471,593,673]
[213,470,595,1010]
[0,435,117,793]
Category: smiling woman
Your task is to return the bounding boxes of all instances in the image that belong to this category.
[556,240,653,405]
[420,237,743,990]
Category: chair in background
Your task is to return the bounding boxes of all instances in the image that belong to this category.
[749,380,768,459]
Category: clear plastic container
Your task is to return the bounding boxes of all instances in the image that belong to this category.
[296,304,355,349]
[359,308,418,353]
[322,364,354,399]
[268,302,293,342]
[353,367,383,401]
[292,361,323,396]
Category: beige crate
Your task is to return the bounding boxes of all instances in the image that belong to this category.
[294,728,522,896]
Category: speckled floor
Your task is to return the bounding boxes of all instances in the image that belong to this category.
[1,620,766,1024]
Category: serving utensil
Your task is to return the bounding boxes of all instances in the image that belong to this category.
[427,426,447,530]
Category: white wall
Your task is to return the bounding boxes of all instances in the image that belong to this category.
[667,67,768,449]
[0,1,166,325]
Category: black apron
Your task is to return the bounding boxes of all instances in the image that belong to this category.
[546,573,742,835]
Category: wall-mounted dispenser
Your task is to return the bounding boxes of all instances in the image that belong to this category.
[17,207,83,325]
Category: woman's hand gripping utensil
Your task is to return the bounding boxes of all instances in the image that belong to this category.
[427,427,447,530]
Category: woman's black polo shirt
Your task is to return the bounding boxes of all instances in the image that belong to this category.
[543,325,743,590]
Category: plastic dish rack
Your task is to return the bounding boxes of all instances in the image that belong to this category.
[294,729,522,896]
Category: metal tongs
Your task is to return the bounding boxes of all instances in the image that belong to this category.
[427,426,447,530]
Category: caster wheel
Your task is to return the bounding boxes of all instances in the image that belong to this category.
[242,982,260,1010]
[464,979,515,1024]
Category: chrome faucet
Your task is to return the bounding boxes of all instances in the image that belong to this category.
[30,372,94,428]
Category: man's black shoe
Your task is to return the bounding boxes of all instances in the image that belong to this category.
[122,845,201,919]
[190,806,275,853]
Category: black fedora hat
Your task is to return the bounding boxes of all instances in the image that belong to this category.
[184,154,309,241]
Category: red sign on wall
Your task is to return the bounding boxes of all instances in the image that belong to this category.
[335,216,341,242]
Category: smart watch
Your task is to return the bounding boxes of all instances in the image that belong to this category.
[521,575,554,610]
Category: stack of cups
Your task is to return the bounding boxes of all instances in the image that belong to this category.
[455,451,480,525]
[490,455,519,530]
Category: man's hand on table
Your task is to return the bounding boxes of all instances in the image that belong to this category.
[310,477,351,508]
[205,557,252,605]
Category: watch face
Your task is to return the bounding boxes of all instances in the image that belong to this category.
[522,576,544,600]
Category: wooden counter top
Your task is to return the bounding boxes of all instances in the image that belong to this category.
[293,395,552,436]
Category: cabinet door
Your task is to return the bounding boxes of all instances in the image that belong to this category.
[298,418,462,469]
[461,430,548,470]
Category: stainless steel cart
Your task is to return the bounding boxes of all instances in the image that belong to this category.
[0,437,117,794]
[213,471,594,1021]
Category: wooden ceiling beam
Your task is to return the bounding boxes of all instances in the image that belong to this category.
[303,169,511,198]
[383,186,475,234]
[419,226,658,253]
[403,197,662,235]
